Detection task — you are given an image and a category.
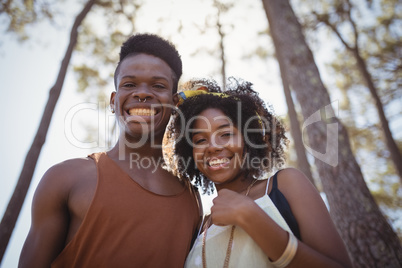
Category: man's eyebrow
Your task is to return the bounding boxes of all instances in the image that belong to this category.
[120,75,169,81]
[120,75,136,80]
[151,76,170,81]
[192,123,232,137]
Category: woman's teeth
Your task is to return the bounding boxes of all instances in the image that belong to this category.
[208,158,230,167]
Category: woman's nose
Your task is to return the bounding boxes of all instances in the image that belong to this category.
[206,138,224,153]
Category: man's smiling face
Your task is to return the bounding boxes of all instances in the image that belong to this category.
[111,53,175,141]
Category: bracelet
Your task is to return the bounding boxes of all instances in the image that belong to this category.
[272,232,298,268]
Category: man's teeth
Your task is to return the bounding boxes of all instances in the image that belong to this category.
[208,158,230,167]
[128,108,156,116]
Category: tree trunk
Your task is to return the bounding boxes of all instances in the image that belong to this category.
[0,0,96,263]
[279,53,315,187]
[353,49,402,182]
[261,0,402,267]
[216,8,227,88]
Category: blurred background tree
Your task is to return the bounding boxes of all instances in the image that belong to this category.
[296,0,402,239]
[262,0,401,266]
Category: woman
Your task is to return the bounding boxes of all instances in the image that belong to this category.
[168,77,352,268]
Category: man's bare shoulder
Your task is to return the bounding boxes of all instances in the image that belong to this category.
[47,157,96,176]
[37,156,97,196]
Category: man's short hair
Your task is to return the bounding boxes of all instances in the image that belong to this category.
[114,33,182,93]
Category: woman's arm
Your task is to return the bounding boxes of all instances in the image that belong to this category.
[211,168,353,268]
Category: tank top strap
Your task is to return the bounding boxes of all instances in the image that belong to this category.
[272,171,279,189]
[87,152,104,163]
[197,215,206,237]
[265,170,281,195]
[264,175,271,196]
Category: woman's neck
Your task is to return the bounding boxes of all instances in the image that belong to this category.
[214,174,254,194]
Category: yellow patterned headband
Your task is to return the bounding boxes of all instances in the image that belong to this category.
[176,85,228,106]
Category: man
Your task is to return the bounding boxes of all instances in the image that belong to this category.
[19,33,201,268]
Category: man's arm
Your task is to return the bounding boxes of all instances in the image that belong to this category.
[19,164,71,268]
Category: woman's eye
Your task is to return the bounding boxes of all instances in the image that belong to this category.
[221,132,233,138]
[194,139,206,145]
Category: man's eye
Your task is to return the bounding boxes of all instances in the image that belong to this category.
[154,84,167,89]
[123,83,135,88]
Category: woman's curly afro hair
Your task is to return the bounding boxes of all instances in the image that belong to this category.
[167,77,288,194]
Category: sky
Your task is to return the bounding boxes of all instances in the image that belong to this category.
[1,0,399,267]
[0,13,87,268]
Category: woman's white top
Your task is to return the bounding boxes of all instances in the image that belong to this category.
[184,177,293,268]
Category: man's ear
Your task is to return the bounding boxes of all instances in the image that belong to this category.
[110,91,116,112]
[173,93,180,106]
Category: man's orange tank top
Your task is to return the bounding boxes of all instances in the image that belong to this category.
[51,152,200,268]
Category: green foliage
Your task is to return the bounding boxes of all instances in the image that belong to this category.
[70,0,153,103]
[0,0,56,41]
[296,0,401,107]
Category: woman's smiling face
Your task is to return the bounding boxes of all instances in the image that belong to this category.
[191,108,246,187]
